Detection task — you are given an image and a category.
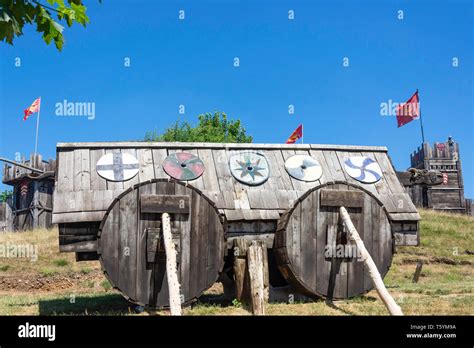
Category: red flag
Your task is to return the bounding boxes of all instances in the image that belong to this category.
[285,124,303,144]
[23,97,41,121]
[396,91,419,128]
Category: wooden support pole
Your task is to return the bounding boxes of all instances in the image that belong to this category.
[233,238,250,302]
[32,180,39,230]
[339,206,404,316]
[233,239,269,315]
[247,241,267,315]
[161,212,182,316]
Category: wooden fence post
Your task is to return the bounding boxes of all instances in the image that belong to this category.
[161,212,182,316]
[339,206,404,316]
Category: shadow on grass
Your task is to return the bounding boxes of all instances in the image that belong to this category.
[195,293,233,307]
[38,294,132,315]
[324,299,356,315]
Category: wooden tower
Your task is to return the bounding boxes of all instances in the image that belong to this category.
[2,154,56,231]
[408,138,466,213]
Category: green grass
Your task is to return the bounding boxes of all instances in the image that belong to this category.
[0,209,472,315]
[101,279,112,292]
[80,267,93,275]
[39,267,59,277]
[53,258,69,267]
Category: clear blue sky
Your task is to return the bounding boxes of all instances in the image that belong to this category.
[0,0,473,197]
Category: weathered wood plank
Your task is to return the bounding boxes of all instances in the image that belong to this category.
[89,149,107,191]
[150,148,168,179]
[59,222,99,236]
[137,148,155,183]
[320,189,365,208]
[135,180,156,305]
[117,189,138,301]
[53,189,124,213]
[197,148,221,192]
[57,150,74,193]
[59,240,97,252]
[300,190,317,291]
[265,150,293,190]
[140,194,190,214]
[53,211,106,224]
[212,149,236,209]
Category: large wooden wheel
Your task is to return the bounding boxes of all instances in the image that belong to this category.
[274,182,393,299]
[98,179,226,308]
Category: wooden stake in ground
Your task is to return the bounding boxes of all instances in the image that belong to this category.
[233,238,269,315]
[247,241,266,315]
[412,261,423,283]
[339,207,404,316]
[161,212,182,316]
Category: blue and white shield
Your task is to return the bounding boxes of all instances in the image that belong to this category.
[229,152,269,186]
[343,156,382,184]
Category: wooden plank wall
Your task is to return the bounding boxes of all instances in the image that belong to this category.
[54,145,419,225]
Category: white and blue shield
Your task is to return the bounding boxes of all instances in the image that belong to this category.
[343,156,382,184]
[285,154,322,182]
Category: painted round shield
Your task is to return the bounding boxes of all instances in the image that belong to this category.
[344,156,383,184]
[96,153,140,182]
[162,152,205,181]
[229,152,269,186]
[285,155,322,182]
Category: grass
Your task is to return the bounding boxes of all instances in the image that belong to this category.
[53,258,69,267]
[0,209,472,315]
[39,267,58,277]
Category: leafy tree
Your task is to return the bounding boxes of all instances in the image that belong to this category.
[145,111,253,143]
[0,0,92,51]
[0,189,12,202]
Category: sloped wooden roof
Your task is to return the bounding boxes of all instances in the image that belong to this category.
[52,142,420,224]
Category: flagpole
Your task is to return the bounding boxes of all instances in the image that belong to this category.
[417,89,426,144]
[34,97,41,159]
[301,124,304,144]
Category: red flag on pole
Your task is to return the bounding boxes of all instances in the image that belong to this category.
[396,91,419,128]
[23,97,41,121]
[285,124,303,144]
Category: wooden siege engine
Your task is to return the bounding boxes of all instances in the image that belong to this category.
[53,142,420,307]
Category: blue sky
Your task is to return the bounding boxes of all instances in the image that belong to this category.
[0,0,473,197]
